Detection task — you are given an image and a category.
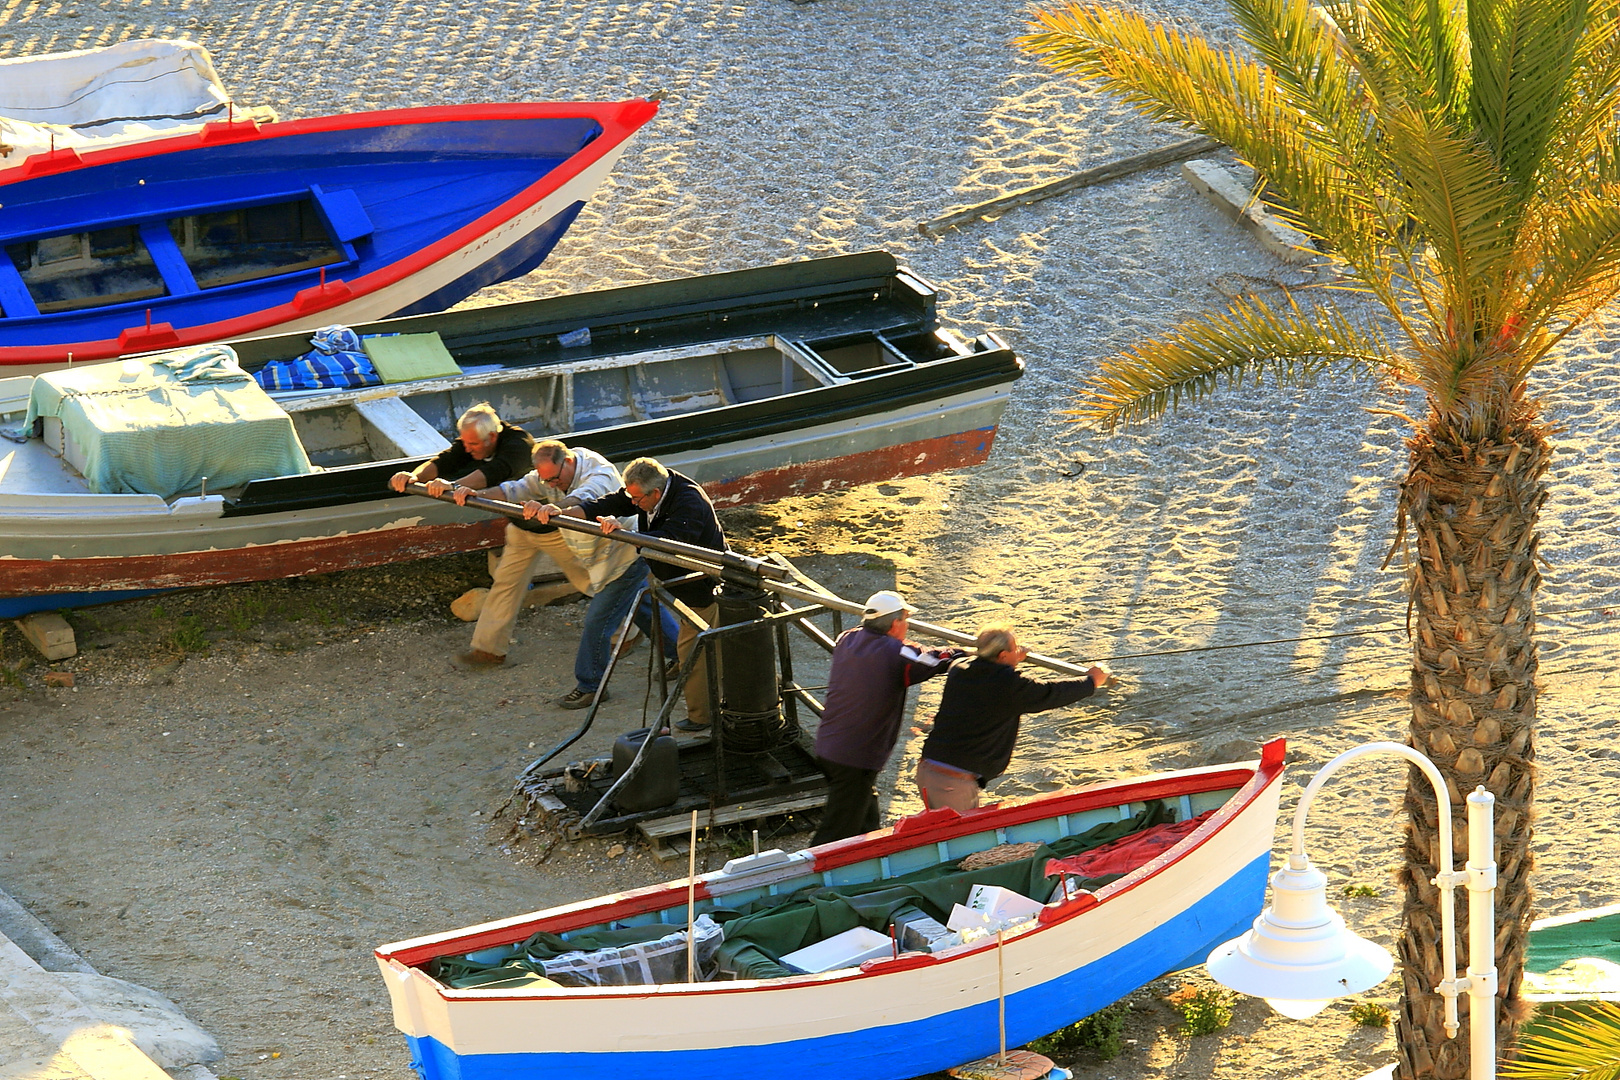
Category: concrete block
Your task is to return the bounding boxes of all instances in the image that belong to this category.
[52,974,222,1070]
[0,938,169,1080]
[1183,159,1320,265]
[14,614,76,661]
[0,891,95,975]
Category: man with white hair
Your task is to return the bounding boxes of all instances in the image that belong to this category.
[387,402,535,496]
[916,622,1109,814]
[540,456,727,726]
[442,441,677,693]
[808,590,964,846]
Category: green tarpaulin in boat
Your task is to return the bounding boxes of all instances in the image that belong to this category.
[23,345,313,499]
[1527,906,1620,973]
[431,803,1167,987]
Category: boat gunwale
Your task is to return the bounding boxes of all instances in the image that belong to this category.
[376,741,1287,998]
[218,345,1022,518]
[0,100,658,365]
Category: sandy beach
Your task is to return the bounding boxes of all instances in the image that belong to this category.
[5,0,1620,1077]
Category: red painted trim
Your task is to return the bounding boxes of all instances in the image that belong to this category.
[376,747,1288,975]
[0,100,659,367]
[7,429,996,597]
[704,427,995,507]
[4,519,506,593]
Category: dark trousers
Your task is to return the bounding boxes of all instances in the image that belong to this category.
[812,757,881,846]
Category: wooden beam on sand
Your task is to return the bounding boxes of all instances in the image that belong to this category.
[918,135,1221,237]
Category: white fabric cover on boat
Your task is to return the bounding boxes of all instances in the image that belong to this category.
[0,39,276,170]
[22,345,313,499]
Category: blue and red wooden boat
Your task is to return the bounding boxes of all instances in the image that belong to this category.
[375,742,1287,1080]
[0,99,657,373]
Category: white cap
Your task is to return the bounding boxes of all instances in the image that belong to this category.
[862,590,912,621]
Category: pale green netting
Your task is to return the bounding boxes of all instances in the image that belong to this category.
[23,345,313,498]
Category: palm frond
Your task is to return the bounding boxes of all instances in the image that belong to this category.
[1516,185,1620,353]
[1382,108,1520,325]
[1225,0,1368,150]
[1535,4,1620,194]
[1073,294,1396,430]
[1501,1002,1620,1080]
[1357,0,1469,123]
[1469,0,1588,189]
[1017,6,1428,337]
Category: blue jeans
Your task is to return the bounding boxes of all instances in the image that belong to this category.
[573,558,679,692]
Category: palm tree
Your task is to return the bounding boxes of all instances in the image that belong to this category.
[1016,0,1620,1075]
[1502,1002,1620,1079]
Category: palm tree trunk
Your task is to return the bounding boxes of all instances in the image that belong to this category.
[1395,393,1548,1079]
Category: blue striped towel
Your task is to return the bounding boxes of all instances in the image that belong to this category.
[254,326,382,392]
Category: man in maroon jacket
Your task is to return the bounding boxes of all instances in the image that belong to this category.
[810,591,963,846]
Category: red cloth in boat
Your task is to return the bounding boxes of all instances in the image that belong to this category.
[1043,809,1216,880]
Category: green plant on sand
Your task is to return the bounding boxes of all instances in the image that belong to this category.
[1015,0,1620,1069]
[1352,1001,1394,1028]
[1170,986,1234,1036]
[1027,1000,1130,1060]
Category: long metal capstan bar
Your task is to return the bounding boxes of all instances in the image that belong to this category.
[407,485,1093,678]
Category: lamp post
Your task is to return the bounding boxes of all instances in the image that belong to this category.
[1205,741,1499,1080]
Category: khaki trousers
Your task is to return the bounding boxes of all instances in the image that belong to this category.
[470,523,591,657]
[915,758,982,813]
[678,602,719,726]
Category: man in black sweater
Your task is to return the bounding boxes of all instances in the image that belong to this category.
[550,457,726,731]
[387,402,535,495]
[915,623,1109,813]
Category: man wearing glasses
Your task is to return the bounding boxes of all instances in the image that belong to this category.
[447,441,677,706]
[539,457,726,731]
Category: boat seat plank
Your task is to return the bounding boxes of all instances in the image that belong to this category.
[0,259,39,318]
[354,397,452,459]
[311,185,376,242]
[0,376,32,421]
[0,440,91,496]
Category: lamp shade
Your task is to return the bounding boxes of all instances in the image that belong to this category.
[1207,857,1393,1010]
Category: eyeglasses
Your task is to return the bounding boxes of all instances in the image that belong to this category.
[624,486,661,507]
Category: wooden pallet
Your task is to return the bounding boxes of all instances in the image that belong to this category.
[638,791,827,861]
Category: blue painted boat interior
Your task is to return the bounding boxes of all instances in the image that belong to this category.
[399,841,1268,1080]
[0,117,602,347]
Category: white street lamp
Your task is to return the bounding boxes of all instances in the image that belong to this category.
[1206,741,1499,1080]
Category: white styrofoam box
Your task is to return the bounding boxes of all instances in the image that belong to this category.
[965,884,1044,922]
[780,926,894,974]
[947,903,996,933]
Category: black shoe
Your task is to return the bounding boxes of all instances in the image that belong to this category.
[663,660,682,682]
[559,687,608,710]
[674,717,711,732]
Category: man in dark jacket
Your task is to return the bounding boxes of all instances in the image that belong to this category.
[810,591,962,846]
[916,623,1109,813]
[550,457,727,730]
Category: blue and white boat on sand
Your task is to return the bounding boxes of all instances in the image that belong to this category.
[375,741,1287,1080]
[0,98,657,373]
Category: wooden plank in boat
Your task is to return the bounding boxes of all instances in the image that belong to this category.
[353,396,453,458]
[638,790,826,861]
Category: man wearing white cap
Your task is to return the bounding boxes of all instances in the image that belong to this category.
[809,590,965,846]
